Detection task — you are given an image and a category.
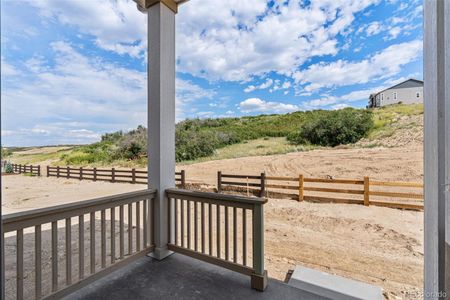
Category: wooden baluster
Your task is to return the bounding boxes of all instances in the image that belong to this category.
[120,205,124,259]
[101,210,106,268]
[90,212,95,274]
[174,198,178,246]
[79,215,85,280]
[208,203,212,255]
[187,200,191,249]
[194,201,198,252]
[128,203,133,255]
[52,221,58,292]
[17,229,24,300]
[233,207,237,263]
[201,202,205,254]
[242,209,247,266]
[111,208,116,264]
[225,206,229,260]
[136,202,141,251]
[143,200,148,248]
[216,205,221,258]
[35,225,42,299]
[66,218,72,285]
[181,199,185,248]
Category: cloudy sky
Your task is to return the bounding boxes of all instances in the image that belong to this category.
[1,0,423,146]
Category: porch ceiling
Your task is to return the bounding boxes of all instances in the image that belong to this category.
[64,254,325,300]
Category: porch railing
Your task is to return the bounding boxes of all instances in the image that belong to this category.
[2,189,156,300]
[166,188,268,291]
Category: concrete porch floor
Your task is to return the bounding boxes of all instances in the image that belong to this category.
[64,253,326,300]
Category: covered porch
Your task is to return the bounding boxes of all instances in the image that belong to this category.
[1,0,449,299]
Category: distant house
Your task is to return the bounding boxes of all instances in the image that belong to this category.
[368,78,423,108]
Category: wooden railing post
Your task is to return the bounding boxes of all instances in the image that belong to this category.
[364,176,370,206]
[67,166,70,179]
[132,168,136,184]
[251,203,267,291]
[79,167,83,180]
[181,170,186,189]
[111,168,116,183]
[47,166,50,177]
[93,167,97,181]
[57,166,60,178]
[298,174,304,202]
[19,164,22,174]
[37,165,41,176]
[260,172,266,198]
[217,171,222,193]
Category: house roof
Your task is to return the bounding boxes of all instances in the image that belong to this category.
[371,78,423,98]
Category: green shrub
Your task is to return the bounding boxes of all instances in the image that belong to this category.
[287,108,373,147]
[4,162,13,173]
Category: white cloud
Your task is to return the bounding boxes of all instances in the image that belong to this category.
[331,103,350,110]
[176,78,216,120]
[294,39,422,92]
[177,0,380,82]
[239,98,299,114]
[27,0,147,58]
[244,78,273,93]
[366,21,382,36]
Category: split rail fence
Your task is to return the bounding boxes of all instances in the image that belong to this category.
[11,164,41,176]
[46,166,186,188]
[217,172,423,211]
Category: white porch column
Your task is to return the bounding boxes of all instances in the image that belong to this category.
[424,0,449,298]
[147,1,176,260]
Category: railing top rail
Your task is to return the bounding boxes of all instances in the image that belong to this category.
[3,189,156,231]
[166,188,267,205]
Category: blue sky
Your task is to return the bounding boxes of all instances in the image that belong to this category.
[1,0,423,146]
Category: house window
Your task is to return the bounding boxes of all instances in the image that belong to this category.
[393,92,397,100]
[416,92,420,98]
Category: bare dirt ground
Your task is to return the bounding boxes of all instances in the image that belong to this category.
[181,144,423,186]
[2,144,423,299]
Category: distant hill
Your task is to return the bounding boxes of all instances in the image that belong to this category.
[8,103,423,167]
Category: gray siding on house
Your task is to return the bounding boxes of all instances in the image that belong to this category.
[369,79,424,107]
[379,86,423,106]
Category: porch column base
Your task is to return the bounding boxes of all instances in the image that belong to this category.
[148,247,174,260]
[251,270,268,291]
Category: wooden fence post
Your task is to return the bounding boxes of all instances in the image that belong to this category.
[67,166,70,179]
[132,168,136,184]
[181,170,186,189]
[93,167,97,181]
[79,167,83,180]
[37,165,41,177]
[298,174,304,202]
[57,166,60,178]
[260,172,266,198]
[19,164,22,174]
[217,171,222,193]
[364,176,370,206]
[111,168,115,183]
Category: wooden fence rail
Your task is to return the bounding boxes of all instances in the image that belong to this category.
[11,164,41,176]
[218,172,423,211]
[46,166,186,188]
[2,189,156,300]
